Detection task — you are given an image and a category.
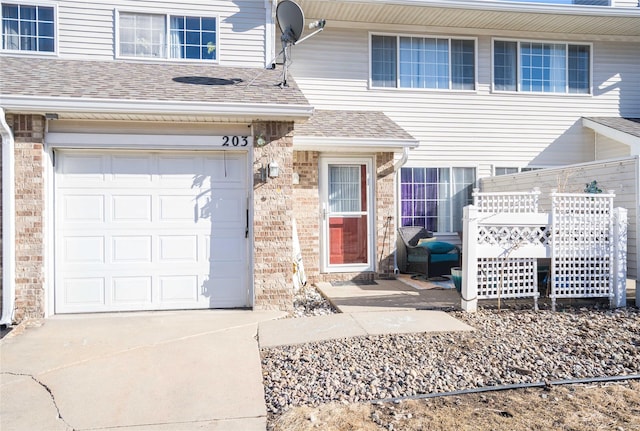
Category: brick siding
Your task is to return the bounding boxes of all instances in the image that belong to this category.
[6,114,45,322]
[252,121,294,311]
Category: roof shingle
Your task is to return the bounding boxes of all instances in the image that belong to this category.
[0,56,310,106]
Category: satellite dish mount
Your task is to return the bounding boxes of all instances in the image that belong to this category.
[276,0,325,87]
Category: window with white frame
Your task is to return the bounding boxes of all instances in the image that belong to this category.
[495,166,545,176]
[118,12,217,60]
[400,167,476,233]
[371,34,475,90]
[493,39,590,94]
[1,2,55,52]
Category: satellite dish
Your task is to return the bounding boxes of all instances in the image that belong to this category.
[277,0,304,44]
[274,0,326,87]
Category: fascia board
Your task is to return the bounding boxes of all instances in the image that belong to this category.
[294,136,418,152]
[354,0,640,16]
[0,95,314,120]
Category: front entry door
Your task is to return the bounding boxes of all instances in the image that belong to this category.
[320,158,373,272]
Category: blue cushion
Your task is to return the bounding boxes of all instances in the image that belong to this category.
[430,254,459,263]
[420,241,456,254]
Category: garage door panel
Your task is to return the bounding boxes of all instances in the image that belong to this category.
[208,190,244,223]
[112,236,152,263]
[159,195,198,222]
[159,276,199,301]
[64,236,105,263]
[64,195,105,222]
[204,156,244,184]
[159,235,198,262]
[158,155,201,176]
[203,275,246,305]
[64,278,105,305]
[208,235,244,264]
[55,150,249,314]
[58,154,105,176]
[112,277,152,303]
[112,155,153,179]
[112,195,152,221]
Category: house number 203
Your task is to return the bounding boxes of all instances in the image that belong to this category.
[222,136,249,147]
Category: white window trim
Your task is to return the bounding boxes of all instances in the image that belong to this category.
[0,0,58,56]
[368,31,478,93]
[491,37,593,96]
[115,8,220,64]
[319,156,376,274]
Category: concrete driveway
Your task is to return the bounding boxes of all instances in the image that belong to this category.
[0,310,285,431]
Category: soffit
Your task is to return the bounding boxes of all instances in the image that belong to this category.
[296,0,640,37]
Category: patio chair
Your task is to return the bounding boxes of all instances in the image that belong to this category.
[397,226,461,278]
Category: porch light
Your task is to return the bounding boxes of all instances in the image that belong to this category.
[268,161,280,178]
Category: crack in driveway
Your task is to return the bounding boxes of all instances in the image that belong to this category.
[2,371,75,430]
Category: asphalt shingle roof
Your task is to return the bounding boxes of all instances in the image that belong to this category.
[584,117,640,139]
[0,56,310,106]
[295,110,416,141]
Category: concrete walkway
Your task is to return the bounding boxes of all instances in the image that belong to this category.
[1,310,286,431]
[1,278,473,431]
[259,278,472,348]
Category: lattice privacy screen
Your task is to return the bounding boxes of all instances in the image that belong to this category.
[476,257,538,299]
[550,192,614,305]
[473,189,541,305]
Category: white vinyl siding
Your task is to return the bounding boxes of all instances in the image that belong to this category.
[289,28,640,170]
[48,0,265,66]
[595,134,632,160]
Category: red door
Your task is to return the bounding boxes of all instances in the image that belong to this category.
[326,163,369,266]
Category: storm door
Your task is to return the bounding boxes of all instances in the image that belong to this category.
[320,158,374,272]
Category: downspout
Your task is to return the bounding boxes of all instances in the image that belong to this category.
[0,108,16,326]
[393,147,410,274]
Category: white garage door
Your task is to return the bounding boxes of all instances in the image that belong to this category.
[54,150,249,313]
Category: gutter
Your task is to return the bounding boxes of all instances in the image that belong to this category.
[0,108,15,326]
[393,147,410,274]
[0,95,315,121]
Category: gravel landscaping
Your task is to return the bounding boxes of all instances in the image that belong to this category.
[262,288,640,419]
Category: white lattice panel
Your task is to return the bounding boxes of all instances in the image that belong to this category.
[473,188,540,213]
[477,258,539,300]
[472,189,541,306]
[550,192,614,306]
[478,225,549,248]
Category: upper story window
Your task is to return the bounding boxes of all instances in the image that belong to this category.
[118,12,217,61]
[494,39,591,94]
[1,2,55,53]
[371,34,476,91]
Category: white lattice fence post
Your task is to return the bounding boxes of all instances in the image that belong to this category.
[612,207,627,309]
[462,205,478,312]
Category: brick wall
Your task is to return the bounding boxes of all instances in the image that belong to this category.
[6,114,45,322]
[292,151,397,284]
[375,152,396,277]
[292,151,320,284]
[252,121,294,311]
